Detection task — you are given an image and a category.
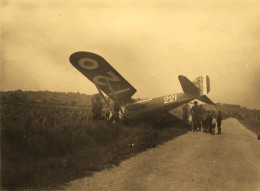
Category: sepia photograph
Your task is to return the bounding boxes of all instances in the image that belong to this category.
[1,0,260,190]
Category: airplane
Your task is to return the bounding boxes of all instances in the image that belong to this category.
[69,51,215,124]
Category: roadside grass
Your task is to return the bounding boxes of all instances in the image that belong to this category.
[2,117,188,190]
[239,119,260,137]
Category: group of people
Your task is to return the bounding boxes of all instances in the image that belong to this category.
[91,94,121,123]
[183,101,222,135]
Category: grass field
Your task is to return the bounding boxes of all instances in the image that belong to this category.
[1,103,189,190]
[239,119,260,137]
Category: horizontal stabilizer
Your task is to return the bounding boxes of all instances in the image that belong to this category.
[198,95,215,105]
[178,75,200,95]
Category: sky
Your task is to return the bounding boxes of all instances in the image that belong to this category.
[1,0,260,109]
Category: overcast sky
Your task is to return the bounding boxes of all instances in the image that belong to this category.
[1,0,260,109]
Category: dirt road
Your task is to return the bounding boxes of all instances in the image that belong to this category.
[56,118,260,191]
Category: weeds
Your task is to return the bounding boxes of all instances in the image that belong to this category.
[239,119,260,136]
[1,104,188,190]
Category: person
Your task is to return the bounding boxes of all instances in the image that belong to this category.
[206,110,213,133]
[110,102,121,123]
[217,111,222,134]
[202,110,208,132]
[182,104,189,125]
[188,114,193,130]
[199,105,205,131]
[211,112,216,135]
[91,95,97,121]
[190,101,200,132]
[91,95,103,121]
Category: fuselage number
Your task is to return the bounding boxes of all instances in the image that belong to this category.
[164,94,177,104]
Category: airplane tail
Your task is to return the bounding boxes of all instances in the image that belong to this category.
[178,75,215,105]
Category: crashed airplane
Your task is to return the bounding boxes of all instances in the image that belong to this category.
[69,51,215,123]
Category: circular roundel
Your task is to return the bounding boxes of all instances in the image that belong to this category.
[78,58,99,70]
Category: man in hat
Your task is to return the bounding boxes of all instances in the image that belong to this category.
[191,101,200,132]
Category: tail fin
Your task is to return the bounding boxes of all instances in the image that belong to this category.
[178,75,200,95]
[178,75,210,96]
[179,75,215,105]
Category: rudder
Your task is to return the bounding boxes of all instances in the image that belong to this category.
[192,75,210,96]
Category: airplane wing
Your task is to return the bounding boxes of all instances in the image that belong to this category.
[70,52,137,104]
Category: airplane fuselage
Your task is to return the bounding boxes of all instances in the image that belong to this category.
[124,92,198,122]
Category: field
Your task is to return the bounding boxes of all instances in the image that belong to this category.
[1,103,189,190]
[2,90,259,190]
[239,119,260,137]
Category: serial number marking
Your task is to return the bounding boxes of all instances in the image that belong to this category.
[164,94,177,104]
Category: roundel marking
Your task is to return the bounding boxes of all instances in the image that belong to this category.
[78,58,99,70]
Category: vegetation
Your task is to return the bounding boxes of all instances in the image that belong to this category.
[239,119,260,137]
[1,91,188,190]
[202,102,260,120]
[0,90,92,107]
[1,90,259,189]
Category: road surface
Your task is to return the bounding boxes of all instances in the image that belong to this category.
[56,118,260,191]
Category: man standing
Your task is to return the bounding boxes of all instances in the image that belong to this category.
[206,111,213,133]
[199,105,205,131]
[91,95,103,121]
[211,111,216,135]
[202,111,208,132]
[217,111,222,134]
[191,101,200,132]
[182,104,189,125]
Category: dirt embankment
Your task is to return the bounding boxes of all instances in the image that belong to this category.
[55,118,260,191]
